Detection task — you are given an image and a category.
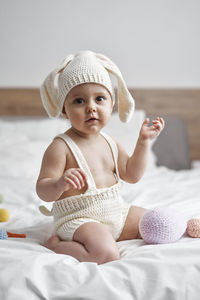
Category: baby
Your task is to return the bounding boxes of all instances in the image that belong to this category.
[37,51,165,264]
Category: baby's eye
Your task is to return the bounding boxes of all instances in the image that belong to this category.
[73,98,85,104]
[96,96,106,102]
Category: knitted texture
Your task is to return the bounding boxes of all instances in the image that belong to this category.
[187,219,200,238]
[53,183,129,240]
[39,132,130,241]
[139,208,187,244]
[58,51,113,107]
[40,50,135,122]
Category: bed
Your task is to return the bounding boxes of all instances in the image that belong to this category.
[0,88,200,300]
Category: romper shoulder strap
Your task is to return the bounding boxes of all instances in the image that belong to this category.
[100,132,120,181]
[55,133,96,189]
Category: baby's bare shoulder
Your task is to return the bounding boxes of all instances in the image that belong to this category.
[39,138,69,176]
[48,137,67,151]
[43,138,69,162]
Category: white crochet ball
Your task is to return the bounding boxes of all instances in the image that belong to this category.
[139,208,187,244]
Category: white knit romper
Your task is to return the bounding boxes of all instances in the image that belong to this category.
[39,132,130,241]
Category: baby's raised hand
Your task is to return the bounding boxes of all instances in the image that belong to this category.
[59,168,87,191]
[140,117,165,140]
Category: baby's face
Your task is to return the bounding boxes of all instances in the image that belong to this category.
[63,83,113,134]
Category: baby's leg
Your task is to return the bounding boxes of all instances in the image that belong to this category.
[44,222,120,264]
[117,206,147,241]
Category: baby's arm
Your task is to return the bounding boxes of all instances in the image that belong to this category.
[36,139,87,202]
[117,117,165,183]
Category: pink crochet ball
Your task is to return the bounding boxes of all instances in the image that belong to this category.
[187,219,200,238]
[139,208,187,244]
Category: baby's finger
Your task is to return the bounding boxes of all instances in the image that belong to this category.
[71,173,83,190]
[155,117,164,125]
[141,118,150,128]
[156,117,165,130]
[72,169,87,189]
[77,169,88,182]
[152,119,162,127]
[64,172,81,190]
[64,177,78,190]
[153,117,160,122]
[159,117,165,128]
[143,118,150,124]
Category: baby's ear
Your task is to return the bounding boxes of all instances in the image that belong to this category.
[61,106,69,119]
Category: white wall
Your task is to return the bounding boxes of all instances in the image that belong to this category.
[0,0,200,87]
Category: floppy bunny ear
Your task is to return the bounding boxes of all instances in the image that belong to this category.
[96,53,135,122]
[40,54,74,118]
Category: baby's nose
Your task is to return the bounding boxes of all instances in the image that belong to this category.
[86,102,97,112]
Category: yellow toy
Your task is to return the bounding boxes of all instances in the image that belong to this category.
[0,208,10,222]
[0,195,10,222]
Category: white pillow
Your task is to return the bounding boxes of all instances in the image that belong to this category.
[0,117,68,141]
[0,136,47,179]
[0,117,68,179]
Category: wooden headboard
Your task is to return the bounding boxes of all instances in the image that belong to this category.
[0,88,200,161]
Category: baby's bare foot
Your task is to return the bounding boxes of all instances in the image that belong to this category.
[44,235,60,250]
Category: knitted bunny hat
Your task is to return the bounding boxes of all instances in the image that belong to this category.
[40,50,135,122]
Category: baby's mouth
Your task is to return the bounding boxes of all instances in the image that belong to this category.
[86,117,99,122]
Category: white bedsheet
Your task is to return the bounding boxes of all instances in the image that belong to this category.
[0,117,200,300]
